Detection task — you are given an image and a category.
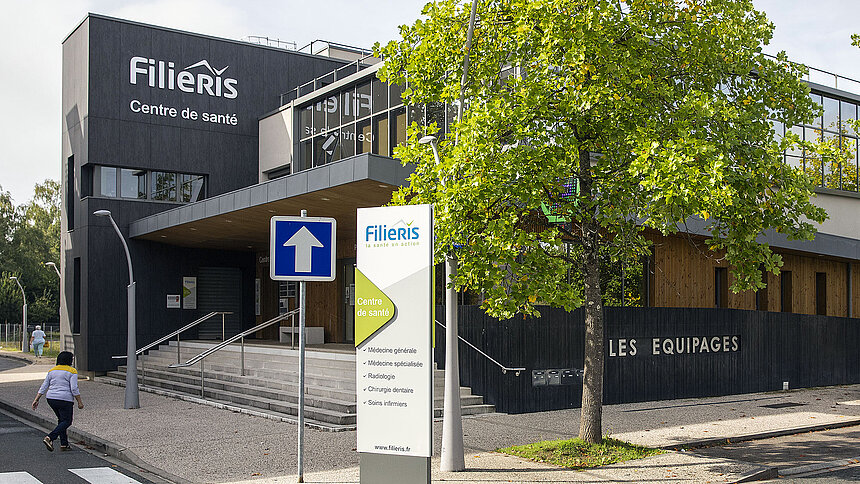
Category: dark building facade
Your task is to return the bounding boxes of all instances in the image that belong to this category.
[61,14,349,372]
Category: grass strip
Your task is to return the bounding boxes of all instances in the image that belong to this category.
[498,437,664,470]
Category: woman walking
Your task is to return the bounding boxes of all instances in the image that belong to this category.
[29,325,46,358]
[32,351,84,451]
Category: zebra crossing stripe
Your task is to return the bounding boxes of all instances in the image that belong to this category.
[0,472,41,484]
[0,468,143,483]
[69,467,144,483]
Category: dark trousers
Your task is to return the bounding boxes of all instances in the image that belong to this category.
[46,398,74,446]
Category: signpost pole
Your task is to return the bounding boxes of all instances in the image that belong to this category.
[268,211,335,483]
[298,209,307,483]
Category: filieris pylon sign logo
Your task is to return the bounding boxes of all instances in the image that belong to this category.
[354,268,395,346]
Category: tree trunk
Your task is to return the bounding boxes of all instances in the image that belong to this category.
[578,148,604,444]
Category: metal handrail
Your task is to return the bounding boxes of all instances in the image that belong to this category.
[435,319,525,376]
[112,311,232,360]
[168,310,300,397]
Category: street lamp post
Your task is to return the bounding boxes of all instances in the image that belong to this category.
[9,276,27,352]
[419,135,466,472]
[93,209,140,409]
[45,261,60,277]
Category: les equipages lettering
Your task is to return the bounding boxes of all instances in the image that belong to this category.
[608,336,740,357]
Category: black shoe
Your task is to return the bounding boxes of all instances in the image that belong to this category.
[59,445,71,451]
[43,436,54,451]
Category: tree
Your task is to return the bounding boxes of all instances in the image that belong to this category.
[0,181,61,331]
[378,0,832,443]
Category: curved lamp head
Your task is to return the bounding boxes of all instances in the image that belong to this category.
[93,210,112,217]
[45,262,56,268]
[418,135,437,145]
[9,276,17,281]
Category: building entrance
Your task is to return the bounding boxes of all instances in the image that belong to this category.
[342,258,356,343]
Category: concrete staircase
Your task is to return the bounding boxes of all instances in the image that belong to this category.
[100,341,494,430]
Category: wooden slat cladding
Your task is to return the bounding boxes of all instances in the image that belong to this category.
[650,234,852,316]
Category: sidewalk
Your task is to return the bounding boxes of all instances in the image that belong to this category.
[3,350,860,483]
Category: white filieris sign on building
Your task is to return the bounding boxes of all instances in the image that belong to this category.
[355,204,434,458]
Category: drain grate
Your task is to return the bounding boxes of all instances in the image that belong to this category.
[760,402,805,409]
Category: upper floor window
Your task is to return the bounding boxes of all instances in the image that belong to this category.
[90,165,205,203]
[779,93,860,193]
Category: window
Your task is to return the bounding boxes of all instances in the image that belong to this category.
[178,174,205,202]
[390,106,407,155]
[120,169,146,199]
[373,113,389,157]
[372,78,387,113]
[355,82,372,120]
[823,96,839,132]
[714,267,728,308]
[755,265,768,311]
[815,272,827,316]
[95,166,117,197]
[151,171,176,201]
[66,156,74,230]
[73,257,81,334]
[88,166,203,203]
[780,271,793,312]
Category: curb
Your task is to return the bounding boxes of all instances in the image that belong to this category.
[780,456,860,477]
[0,397,191,484]
[659,418,860,451]
[0,350,36,364]
[734,465,779,483]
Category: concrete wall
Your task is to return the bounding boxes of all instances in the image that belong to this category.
[258,106,293,181]
[813,191,860,241]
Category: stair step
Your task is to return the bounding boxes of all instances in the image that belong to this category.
[104,371,355,425]
[108,341,495,428]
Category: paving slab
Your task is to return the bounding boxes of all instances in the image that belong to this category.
[4,350,860,484]
[223,452,774,483]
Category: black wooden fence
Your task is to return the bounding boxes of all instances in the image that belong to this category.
[434,306,860,414]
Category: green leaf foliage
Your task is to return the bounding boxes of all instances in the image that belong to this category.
[377,0,830,319]
[0,181,61,328]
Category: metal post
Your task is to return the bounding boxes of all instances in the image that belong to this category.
[126,282,139,409]
[177,333,181,364]
[241,335,246,376]
[222,313,226,341]
[200,359,205,397]
[298,210,307,483]
[22,304,27,352]
[94,210,139,409]
[291,311,296,350]
[441,257,465,471]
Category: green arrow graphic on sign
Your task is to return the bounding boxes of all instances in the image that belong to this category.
[354,268,396,346]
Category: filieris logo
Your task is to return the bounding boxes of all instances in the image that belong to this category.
[364,219,419,242]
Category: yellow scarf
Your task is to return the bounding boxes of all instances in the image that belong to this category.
[49,365,78,374]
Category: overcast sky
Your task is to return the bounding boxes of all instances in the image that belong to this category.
[1,0,859,204]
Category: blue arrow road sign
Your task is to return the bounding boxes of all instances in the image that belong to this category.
[270,216,337,281]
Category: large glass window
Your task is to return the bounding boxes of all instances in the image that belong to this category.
[120,169,146,199]
[300,105,314,139]
[295,73,460,168]
[340,124,356,159]
[341,88,356,124]
[390,107,407,155]
[823,96,839,132]
[372,78,387,113]
[96,166,117,197]
[151,172,176,201]
[90,166,203,203]
[178,174,205,202]
[357,118,372,154]
[355,82,372,120]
